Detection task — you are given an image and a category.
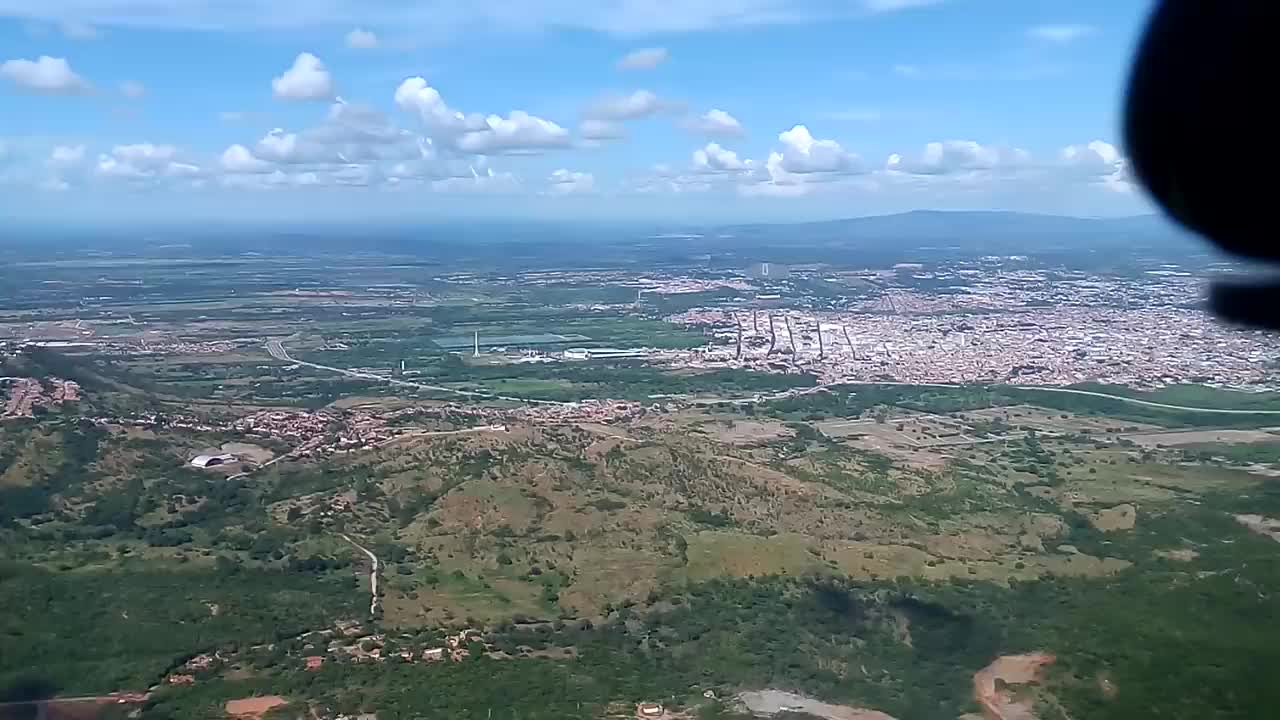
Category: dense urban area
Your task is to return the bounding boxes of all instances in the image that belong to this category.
[2,218,1279,720]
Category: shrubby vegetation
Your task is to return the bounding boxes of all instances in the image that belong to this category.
[3,358,1278,718]
[762,383,1280,428]
[0,561,358,697]
[130,515,1280,720]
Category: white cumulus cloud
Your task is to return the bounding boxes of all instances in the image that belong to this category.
[456,112,572,154]
[95,154,148,178]
[1061,140,1131,192]
[394,78,485,134]
[1061,140,1120,170]
[773,125,859,173]
[221,168,328,190]
[313,100,415,153]
[395,79,568,154]
[1,56,91,94]
[587,90,669,120]
[431,167,519,193]
[111,143,178,168]
[254,129,327,164]
[272,53,334,101]
[887,140,1030,175]
[686,109,744,136]
[617,47,668,70]
[736,125,861,196]
[48,144,86,168]
[547,168,596,195]
[345,28,378,49]
[692,142,751,173]
[93,144,197,180]
[1029,24,1095,44]
[220,144,274,173]
[223,100,417,176]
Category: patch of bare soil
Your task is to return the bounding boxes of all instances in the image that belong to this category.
[327,395,419,410]
[1122,428,1279,447]
[1090,504,1137,532]
[1235,514,1280,543]
[1097,672,1118,699]
[0,700,110,720]
[737,690,897,720]
[225,696,288,719]
[220,442,275,464]
[702,419,793,445]
[1017,514,1067,552]
[717,455,824,497]
[1154,548,1199,562]
[972,652,1055,720]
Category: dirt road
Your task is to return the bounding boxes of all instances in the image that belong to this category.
[737,690,897,720]
[341,533,380,615]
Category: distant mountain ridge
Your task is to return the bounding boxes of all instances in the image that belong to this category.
[721,210,1197,249]
[2,210,1207,263]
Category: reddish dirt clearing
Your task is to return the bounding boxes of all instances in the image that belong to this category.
[225,695,288,718]
[973,652,1056,720]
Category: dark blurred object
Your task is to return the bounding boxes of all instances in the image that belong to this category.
[1124,0,1277,329]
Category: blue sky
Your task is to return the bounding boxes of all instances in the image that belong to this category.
[0,0,1157,224]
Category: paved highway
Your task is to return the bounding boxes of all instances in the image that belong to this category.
[1005,384,1280,415]
[266,339,568,406]
[656,380,1280,415]
[267,339,1280,416]
[814,380,1280,415]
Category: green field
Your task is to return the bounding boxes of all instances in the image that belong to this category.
[432,333,591,349]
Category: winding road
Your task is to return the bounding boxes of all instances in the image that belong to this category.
[1003,384,1280,415]
[0,695,148,719]
[340,533,380,616]
[372,424,507,448]
[226,451,294,481]
[698,381,1280,416]
[266,339,567,406]
[266,339,1280,416]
